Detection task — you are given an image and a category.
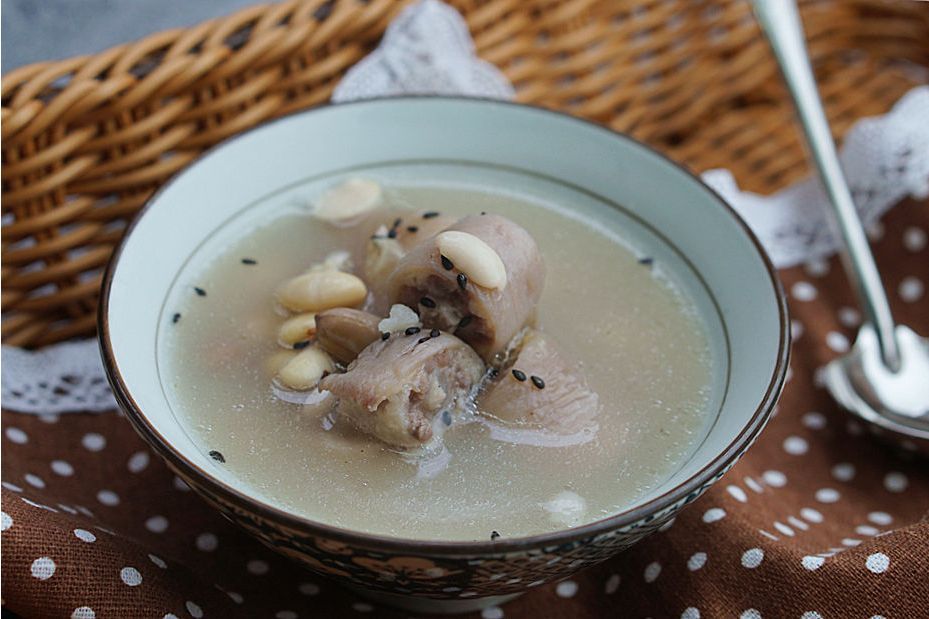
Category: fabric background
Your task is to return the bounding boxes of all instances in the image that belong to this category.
[2,196,927,618]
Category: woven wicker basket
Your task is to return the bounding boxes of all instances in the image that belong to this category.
[2,0,927,347]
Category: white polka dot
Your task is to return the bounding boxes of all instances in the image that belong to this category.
[783,436,808,455]
[838,307,860,327]
[22,497,56,511]
[868,511,893,526]
[740,610,762,619]
[247,559,270,575]
[802,412,827,430]
[58,504,78,514]
[841,538,861,547]
[883,472,908,493]
[898,276,924,303]
[5,427,28,444]
[555,580,578,597]
[800,612,823,619]
[97,490,120,506]
[802,555,824,571]
[81,433,106,452]
[2,481,23,492]
[856,525,879,536]
[145,515,169,533]
[51,460,74,477]
[38,414,59,424]
[865,552,889,573]
[791,281,817,301]
[643,562,661,583]
[351,602,373,613]
[815,488,840,503]
[871,615,888,619]
[727,485,747,502]
[687,552,707,571]
[196,532,218,552]
[163,615,179,619]
[299,582,320,596]
[903,226,927,252]
[31,557,56,580]
[482,607,504,619]
[826,331,850,353]
[791,320,804,341]
[804,259,829,277]
[120,566,143,586]
[1,511,12,531]
[74,529,96,543]
[24,473,45,489]
[185,601,203,618]
[604,573,621,594]
[76,505,94,517]
[148,554,167,569]
[762,470,787,487]
[71,607,96,619]
[275,612,297,619]
[227,591,244,604]
[702,508,726,523]
[681,608,700,619]
[741,548,764,568]
[173,476,191,492]
[774,521,794,536]
[831,463,856,482]
[127,451,150,473]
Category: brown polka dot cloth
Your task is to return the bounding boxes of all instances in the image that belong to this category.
[2,198,928,618]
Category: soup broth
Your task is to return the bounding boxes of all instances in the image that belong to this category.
[163,183,714,541]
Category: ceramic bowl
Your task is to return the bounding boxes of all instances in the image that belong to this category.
[100,97,788,614]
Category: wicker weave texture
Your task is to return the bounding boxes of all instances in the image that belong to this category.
[2,0,927,346]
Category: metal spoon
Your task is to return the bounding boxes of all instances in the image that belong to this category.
[751,0,929,450]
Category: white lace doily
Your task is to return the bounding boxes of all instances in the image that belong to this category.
[2,0,927,414]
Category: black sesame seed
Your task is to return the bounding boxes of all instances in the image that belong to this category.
[430,328,440,338]
[208,450,225,463]
[638,256,654,266]
[458,315,472,328]
[442,410,452,426]
[480,211,487,215]
[405,326,421,336]
[392,217,402,229]
[512,369,527,382]
[380,331,390,341]
[407,226,419,233]
[194,287,206,297]
[293,340,310,350]
[387,229,397,239]
[530,375,546,389]
[422,211,440,219]
[417,336,431,345]
[420,296,436,309]
[441,255,454,270]
[241,258,257,265]
[172,313,181,324]
[457,273,468,290]
[490,531,500,540]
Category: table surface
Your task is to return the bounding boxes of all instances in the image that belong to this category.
[1,0,270,72]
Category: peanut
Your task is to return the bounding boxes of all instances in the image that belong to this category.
[276,346,335,391]
[277,270,367,312]
[436,230,507,290]
[278,313,317,346]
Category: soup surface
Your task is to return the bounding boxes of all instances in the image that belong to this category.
[163,182,714,540]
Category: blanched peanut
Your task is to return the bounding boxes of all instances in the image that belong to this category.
[313,178,383,225]
[277,270,367,312]
[436,230,507,290]
[265,349,297,378]
[315,308,382,364]
[276,346,335,391]
[278,313,317,346]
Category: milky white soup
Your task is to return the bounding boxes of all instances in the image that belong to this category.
[162,183,714,541]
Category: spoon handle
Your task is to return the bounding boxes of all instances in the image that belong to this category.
[751,0,900,370]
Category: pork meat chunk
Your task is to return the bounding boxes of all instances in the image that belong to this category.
[319,331,484,448]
